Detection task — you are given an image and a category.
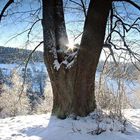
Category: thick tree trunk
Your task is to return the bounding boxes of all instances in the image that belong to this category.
[42,0,75,119]
[74,0,112,116]
[42,0,112,118]
[51,67,76,118]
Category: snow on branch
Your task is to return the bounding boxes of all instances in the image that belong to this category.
[53,60,60,71]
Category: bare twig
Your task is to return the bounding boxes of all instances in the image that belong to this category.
[80,0,87,17]
[0,0,14,21]
[18,41,44,102]
[114,0,140,11]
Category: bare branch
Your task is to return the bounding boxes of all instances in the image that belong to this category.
[80,0,87,17]
[69,0,87,17]
[3,8,41,17]
[74,31,83,41]
[18,41,44,102]
[27,19,41,40]
[5,29,30,45]
[4,18,41,45]
[114,0,140,11]
[0,0,14,21]
[103,43,118,65]
[69,0,83,8]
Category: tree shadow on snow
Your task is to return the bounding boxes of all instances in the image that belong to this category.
[19,112,140,140]
[19,116,74,140]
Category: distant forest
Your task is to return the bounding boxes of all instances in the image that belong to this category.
[0,46,139,80]
[0,46,43,63]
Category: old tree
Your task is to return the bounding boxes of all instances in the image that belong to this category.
[0,0,140,118]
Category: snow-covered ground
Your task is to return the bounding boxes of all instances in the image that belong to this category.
[0,110,140,140]
[0,63,140,139]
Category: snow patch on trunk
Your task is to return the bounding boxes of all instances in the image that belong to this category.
[53,60,60,71]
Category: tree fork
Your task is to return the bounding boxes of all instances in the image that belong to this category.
[42,0,112,118]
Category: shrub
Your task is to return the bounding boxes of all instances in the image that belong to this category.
[0,70,30,118]
[35,79,53,114]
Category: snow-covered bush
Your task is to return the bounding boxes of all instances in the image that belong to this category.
[0,70,30,118]
[132,76,140,108]
[35,79,53,114]
[95,68,130,118]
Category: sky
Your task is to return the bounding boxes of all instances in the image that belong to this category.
[0,0,85,51]
[0,0,140,61]
[0,0,43,50]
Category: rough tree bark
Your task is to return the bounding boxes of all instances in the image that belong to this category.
[42,0,112,118]
[42,0,75,118]
[74,0,112,116]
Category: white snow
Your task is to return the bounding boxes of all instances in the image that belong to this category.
[0,110,140,140]
[53,60,60,71]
